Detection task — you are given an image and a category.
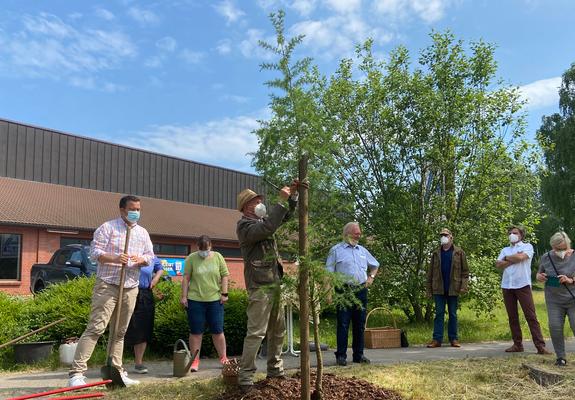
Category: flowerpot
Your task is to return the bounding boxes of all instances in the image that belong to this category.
[14,341,56,364]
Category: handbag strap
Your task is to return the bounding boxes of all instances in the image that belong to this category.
[547,251,575,300]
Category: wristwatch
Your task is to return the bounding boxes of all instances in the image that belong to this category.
[221,293,229,297]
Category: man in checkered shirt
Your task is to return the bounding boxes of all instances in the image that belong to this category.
[68,195,154,388]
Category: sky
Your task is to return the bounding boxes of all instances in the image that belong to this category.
[0,0,574,173]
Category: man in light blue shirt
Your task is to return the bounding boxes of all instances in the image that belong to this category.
[326,222,379,366]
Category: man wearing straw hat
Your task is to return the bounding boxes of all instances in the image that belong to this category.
[326,221,379,366]
[236,182,299,393]
[426,228,469,348]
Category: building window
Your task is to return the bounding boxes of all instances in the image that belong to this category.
[0,234,22,280]
[153,243,189,256]
[213,246,242,258]
[61,238,92,247]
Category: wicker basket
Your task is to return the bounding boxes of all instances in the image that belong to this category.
[221,358,240,386]
[364,307,401,349]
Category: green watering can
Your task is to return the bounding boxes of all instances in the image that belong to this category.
[173,339,198,377]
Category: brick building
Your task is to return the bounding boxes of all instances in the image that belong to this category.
[0,118,264,295]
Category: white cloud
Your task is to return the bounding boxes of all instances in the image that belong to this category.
[290,14,392,59]
[69,76,125,93]
[373,0,449,23]
[220,94,250,104]
[324,0,361,14]
[180,49,205,64]
[216,39,232,55]
[214,1,245,24]
[144,56,163,68]
[239,29,275,59]
[0,13,136,88]
[124,115,263,172]
[292,0,318,16]
[95,8,115,21]
[23,13,73,38]
[255,0,317,16]
[519,77,561,110]
[156,36,177,52]
[127,7,159,25]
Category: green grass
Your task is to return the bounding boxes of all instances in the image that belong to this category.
[291,287,572,348]
[104,355,575,400]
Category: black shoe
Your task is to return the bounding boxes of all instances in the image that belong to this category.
[336,356,347,366]
[353,356,370,364]
[555,358,567,367]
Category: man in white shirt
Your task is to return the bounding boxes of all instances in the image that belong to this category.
[496,225,550,354]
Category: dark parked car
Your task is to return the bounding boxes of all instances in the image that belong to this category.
[30,244,97,293]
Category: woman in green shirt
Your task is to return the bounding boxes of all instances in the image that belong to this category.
[180,235,230,371]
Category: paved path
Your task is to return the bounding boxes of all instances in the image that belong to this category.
[1,339,574,399]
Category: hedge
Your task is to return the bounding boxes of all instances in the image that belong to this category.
[0,277,249,364]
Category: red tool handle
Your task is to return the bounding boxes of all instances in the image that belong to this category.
[49,393,105,400]
[6,380,111,400]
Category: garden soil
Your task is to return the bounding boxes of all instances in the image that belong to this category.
[217,373,403,400]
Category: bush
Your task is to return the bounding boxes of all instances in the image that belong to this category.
[26,276,97,343]
[0,292,31,366]
[0,278,249,364]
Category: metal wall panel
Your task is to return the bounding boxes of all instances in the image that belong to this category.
[0,121,7,176]
[0,119,261,209]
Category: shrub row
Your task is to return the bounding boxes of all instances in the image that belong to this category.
[0,277,248,365]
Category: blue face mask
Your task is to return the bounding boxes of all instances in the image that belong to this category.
[198,250,210,258]
[127,210,140,223]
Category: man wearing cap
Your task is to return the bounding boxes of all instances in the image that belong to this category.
[496,225,551,354]
[236,183,298,392]
[426,228,469,348]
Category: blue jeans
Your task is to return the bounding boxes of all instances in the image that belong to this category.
[335,286,368,361]
[432,295,458,342]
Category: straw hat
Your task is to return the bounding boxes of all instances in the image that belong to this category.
[237,189,262,212]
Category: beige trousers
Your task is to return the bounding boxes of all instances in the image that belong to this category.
[69,279,138,376]
[239,287,285,386]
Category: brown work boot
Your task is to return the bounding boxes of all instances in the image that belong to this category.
[536,347,552,355]
[427,340,441,348]
[504,344,524,353]
[450,340,461,348]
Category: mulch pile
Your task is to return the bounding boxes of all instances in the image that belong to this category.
[216,373,404,400]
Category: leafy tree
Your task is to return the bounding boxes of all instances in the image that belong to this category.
[253,10,335,399]
[318,32,539,322]
[537,63,575,237]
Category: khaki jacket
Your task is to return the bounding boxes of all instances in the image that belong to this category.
[236,200,296,291]
[426,245,469,296]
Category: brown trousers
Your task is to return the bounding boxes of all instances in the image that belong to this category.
[502,285,546,349]
[69,279,138,376]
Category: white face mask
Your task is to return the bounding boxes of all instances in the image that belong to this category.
[555,250,567,259]
[509,233,520,244]
[254,203,267,218]
[440,236,450,245]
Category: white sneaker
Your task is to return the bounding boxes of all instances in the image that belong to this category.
[68,374,87,387]
[121,371,140,386]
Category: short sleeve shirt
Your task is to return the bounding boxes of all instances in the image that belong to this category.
[325,242,380,284]
[497,241,534,289]
[184,251,229,302]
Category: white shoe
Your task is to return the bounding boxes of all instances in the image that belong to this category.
[68,374,87,387]
[121,371,140,386]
